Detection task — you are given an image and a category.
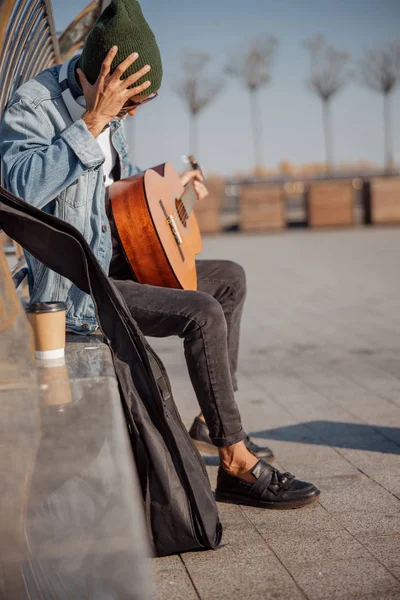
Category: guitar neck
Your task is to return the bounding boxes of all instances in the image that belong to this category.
[181,181,198,217]
[179,156,204,218]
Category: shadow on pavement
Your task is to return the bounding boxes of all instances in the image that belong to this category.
[249,421,400,454]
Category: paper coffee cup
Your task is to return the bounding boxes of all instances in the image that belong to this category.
[26,302,66,360]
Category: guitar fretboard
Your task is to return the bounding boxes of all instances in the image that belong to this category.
[180,181,198,218]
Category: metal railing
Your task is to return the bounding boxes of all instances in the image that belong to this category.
[59,1,106,61]
[0,0,104,308]
[0,0,61,119]
[0,0,103,206]
[0,0,106,117]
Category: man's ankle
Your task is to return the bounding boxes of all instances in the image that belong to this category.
[218,441,258,478]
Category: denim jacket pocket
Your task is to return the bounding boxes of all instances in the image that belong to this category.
[60,171,91,208]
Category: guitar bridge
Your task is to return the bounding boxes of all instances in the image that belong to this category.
[167,215,183,245]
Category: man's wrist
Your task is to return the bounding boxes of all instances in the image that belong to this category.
[82,111,109,138]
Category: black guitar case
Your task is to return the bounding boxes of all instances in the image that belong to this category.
[0,185,222,557]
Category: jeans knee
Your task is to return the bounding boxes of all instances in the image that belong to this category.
[180,291,227,338]
[197,292,227,335]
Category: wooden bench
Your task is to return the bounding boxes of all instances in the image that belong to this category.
[0,2,151,597]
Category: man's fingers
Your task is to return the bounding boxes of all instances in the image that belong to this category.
[194,181,209,199]
[112,52,140,81]
[180,169,204,187]
[123,64,151,89]
[98,46,119,81]
[125,79,152,98]
[76,68,89,91]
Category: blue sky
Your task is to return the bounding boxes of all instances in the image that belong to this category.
[53,0,400,175]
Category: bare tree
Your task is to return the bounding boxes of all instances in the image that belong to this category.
[226,36,277,173]
[304,35,350,174]
[176,50,224,157]
[359,38,400,174]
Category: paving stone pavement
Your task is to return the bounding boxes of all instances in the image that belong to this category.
[149,228,400,600]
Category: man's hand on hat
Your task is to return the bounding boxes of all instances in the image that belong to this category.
[78,46,151,138]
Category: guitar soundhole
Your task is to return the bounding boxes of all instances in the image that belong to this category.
[175,199,188,228]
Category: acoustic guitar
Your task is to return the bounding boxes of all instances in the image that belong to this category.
[110,157,203,290]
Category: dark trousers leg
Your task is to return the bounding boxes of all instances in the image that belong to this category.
[112,272,245,447]
[196,260,246,391]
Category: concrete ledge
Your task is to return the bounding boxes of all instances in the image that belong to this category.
[0,328,152,598]
[65,332,116,380]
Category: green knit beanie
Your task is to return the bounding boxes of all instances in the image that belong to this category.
[80,0,162,95]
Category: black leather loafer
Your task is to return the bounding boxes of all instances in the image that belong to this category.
[215,459,320,509]
[189,416,275,461]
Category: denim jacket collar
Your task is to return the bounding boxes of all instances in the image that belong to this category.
[66,55,83,100]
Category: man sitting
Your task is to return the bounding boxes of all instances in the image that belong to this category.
[0,0,319,509]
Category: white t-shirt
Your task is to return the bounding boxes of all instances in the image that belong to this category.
[96,126,117,188]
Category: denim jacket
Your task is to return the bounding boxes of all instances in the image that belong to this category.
[0,57,139,333]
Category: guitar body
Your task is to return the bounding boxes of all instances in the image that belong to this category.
[110,162,202,290]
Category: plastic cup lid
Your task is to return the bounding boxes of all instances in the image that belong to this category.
[26,302,67,314]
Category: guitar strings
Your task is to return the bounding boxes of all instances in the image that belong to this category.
[173,183,197,225]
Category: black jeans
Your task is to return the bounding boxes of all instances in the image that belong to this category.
[112,260,247,448]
